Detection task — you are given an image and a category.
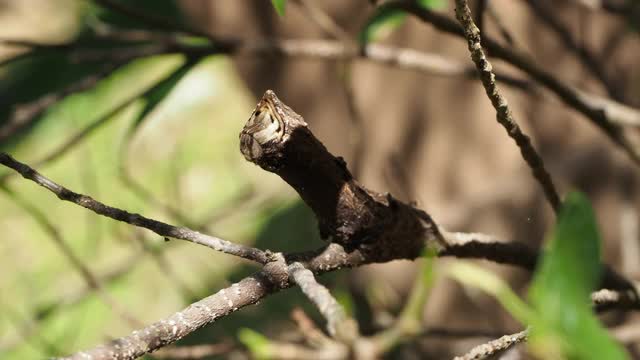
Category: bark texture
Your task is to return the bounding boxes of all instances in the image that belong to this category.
[240,90,436,260]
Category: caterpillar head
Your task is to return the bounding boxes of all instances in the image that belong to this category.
[239,90,287,162]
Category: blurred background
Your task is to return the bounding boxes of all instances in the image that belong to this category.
[0,0,639,358]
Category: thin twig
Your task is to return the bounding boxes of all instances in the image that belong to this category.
[524,0,622,101]
[0,186,144,328]
[292,0,351,42]
[0,188,261,355]
[30,230,640,359]
[0,59,196,184]
[440,230,640,297]
[452,329,529,360]
[592,288,640,312]
[0,59,131,144]
[58,273,270,360]
[486,4,517,47]
[365,252,435,355]
[2,36,535,92]
[289,262,360,343]
[385,1,640,164]
[454,0,561,212]
[1,152,635,360]
[55,233,636,360]
[292,0,367,179]
[291,308,332,347]
[0,153,270,264]
[90,0,210,40]
[59,244,365,359]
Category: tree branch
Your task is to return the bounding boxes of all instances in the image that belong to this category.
[290,308,332,347]
[0,58,196,184]
[0,152,270,264]
[0,59,130,144]
[453,329,529,360]
[289,262,359,343]
[454,0,561,212]
[386,1,640,165]
[0,186,144,328]
[524,0,622,101]
[59,273,271,360]
[3,91,636,359]
[440,230,639,296]
[363,252,435,355]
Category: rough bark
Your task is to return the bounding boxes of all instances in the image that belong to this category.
[239,90,438,260]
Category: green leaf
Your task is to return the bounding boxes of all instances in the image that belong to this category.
[417,0,447,9]
[421,246,438,285]
[359,8,406,45]
[359,0,447,45]
[528,191,628,360]
[396,246,438,333]
[0,52,110,149]
[270,0,286,17]
[238,328,272,360]
[117,58,197,206]
[87,0,186,30]
[529,192,602,310]
[130,58,197,129]
[334,288,356,317]
[447,262,535,324]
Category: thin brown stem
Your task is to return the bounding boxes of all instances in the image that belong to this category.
[524,0,622,101]
[454,0,561,212]
[0,59,131,144]
[0,186,144,328]
[452,329,528,360]
[289,262,360,343]
[0,153,270,264]
[385,0,640,164]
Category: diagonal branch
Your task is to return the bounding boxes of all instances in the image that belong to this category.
[58,244,365,360]
[289,262,359,343]
[454,0,561,212]
[90,0,209,39]
[0,59,131,144]
[523,0,622,101]
[0,152,270,264]
[453,329,529,360]
[363,251,436,355]
[56,235,637,359]
[440,230,639,295]
[0,186,144,328]
[385,1,640,164]
[291,0,351,42]
[0,59,197,184]
[58,272,271,360]
[4,91,637,359]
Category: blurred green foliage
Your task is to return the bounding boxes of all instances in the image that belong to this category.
[0,1,336,359]
[359,0,447,45]
[238,327,271,360]
[528,192,627,360]
[270,0,287,17]
[86,0,186,29]
[448,192,628,360]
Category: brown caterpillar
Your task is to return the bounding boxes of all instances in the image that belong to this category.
[239,90,287,162]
